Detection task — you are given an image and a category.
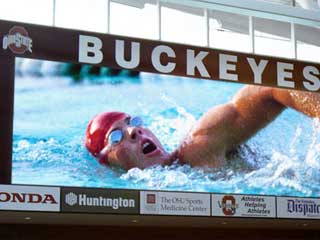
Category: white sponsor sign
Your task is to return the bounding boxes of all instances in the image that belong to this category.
[140,191,210,216]
[0,184,60,212]
[212,194,276,218]
[277,197,320,219]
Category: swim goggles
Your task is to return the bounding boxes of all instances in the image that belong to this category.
[98,116,143,158]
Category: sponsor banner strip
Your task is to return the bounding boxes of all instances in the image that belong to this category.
[1,183,320,220]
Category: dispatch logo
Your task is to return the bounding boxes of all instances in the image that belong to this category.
[287,199,320,216]
[65,192,78,206]
[219,195,238,216]
[2,26,33,54]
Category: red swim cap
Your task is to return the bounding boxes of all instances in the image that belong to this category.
[85,111,126,164]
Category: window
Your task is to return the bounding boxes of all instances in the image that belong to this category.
[295,0,320,10]
[209,10,251,52]
[0,0,53,25]
[254,17,293,58]
[55,0,108,32]
[296,24,320,62]
[161,3,206,46]
[110,0,158,39]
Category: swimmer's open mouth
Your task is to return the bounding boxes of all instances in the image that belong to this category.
[142,139,157,155]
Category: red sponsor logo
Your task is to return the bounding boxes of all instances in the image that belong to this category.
[0,192,58,204]
[220,195,237,216]
[2,26,32,54]
[146,194,156,204]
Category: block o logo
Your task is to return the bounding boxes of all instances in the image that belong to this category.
[222,195,237,216]
[65,192,78,206]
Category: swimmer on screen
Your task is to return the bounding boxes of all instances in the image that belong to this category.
[85,86,320,170]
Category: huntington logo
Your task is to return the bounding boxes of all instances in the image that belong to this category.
[64,191,135,209]
[61,188,139,214]
[65,192,78,206]
[2,26,33,54]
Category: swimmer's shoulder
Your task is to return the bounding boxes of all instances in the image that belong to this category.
[174,135,227,168]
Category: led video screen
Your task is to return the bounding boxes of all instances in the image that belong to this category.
[12,57,320,198]
[1,20,320,199]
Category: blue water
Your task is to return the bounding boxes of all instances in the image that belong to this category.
[13,60,320,197]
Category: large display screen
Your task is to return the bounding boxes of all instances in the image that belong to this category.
[1,20,320,219]
[12,57,320,198]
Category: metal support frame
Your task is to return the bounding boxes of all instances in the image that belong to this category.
[291,22,297,59]
[52,0,56,26]
[107,0,111,33]
[204,8,210,47]
[157,0,162,40]
[249,15,255,54]
[0,53,14,184]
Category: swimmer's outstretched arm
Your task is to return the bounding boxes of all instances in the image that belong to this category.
[272,88,320,118]
[178,86,320,167]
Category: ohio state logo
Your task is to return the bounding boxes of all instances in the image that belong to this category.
[2,26,33,54]
[0,192,58,204]
[221,195,238,216]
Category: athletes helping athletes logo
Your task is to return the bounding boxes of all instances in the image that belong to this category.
[65,192,78,206]
[212,194,276,218]
[2,26,33,54]
[221,195,238,216]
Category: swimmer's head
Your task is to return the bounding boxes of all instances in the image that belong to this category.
[85,111,126,161]
[85,111,171,170]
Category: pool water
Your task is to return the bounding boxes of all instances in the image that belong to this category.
[13,61,320,197]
